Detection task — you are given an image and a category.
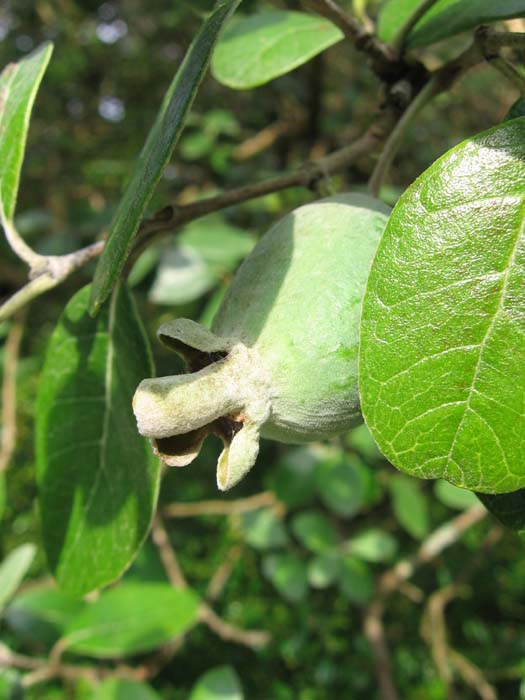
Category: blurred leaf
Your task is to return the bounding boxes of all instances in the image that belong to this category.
[179,215,255,271]
[239,509,288,550]
[476,490,525,536]
[149,246,217,305]
[338,556,373,604]
[93,678,162,700]
[199,283,228,328]
[434,480,479,510]
[360,120,525,494]
[0,544,35,612]
[378,0,525,49]
[268,446,318,508]
[316,455,368,517]
[189,666,243,700]
[0,669,21,700]
[0,473,5,521]
[348,423,383,462]
[263,553,308,603]
[0,42,53,221]
[63,583,200,658]
[347,529,397,563]
[389,475,430,540]
[5,586,85,647]
[128,247,161,287]
[211,11,343,89]
[307,552,341,589]
[291,511,339,553]
[504,98,525,122]
[89,0,241,315]
[36,285,160,596]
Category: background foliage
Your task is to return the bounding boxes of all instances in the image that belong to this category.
[0,1,524,699]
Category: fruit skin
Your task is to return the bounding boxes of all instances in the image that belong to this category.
[133,193,390,490]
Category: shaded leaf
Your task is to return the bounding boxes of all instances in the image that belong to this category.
[239,509,288,550]
[307,552,341,589]
[211,10,342,89]
[189,666,243,700]
[263,553,308,603]
[5,586,85,647]
[63,583,200,658]
[477,490,525,536]
[359,120,525,494]
[338,556,373,604]
[0,544,35,612]
[36,285,160,596]
[316,455,370,517]
[389,475,430,539]
[434,480,479,510]
[347,529,397,563]
[291,511,339,553]
[268,446,318,508]
[0,42,53,221]
[89,0,241,315]
[93,678,162,700]
[378,0,525,48]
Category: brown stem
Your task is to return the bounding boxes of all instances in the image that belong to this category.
[163,491,280,518]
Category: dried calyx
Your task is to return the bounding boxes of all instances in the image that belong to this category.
[133,193,390,491]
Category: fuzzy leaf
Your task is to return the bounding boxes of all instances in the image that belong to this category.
[359,119,525,494]
[36,285,160,596]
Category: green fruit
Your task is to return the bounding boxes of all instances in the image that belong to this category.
[133,193,389,490]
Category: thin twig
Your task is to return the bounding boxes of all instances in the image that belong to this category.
[390,0,441,52]
[206,544,243,601]
[198,606,270,649]
[163,491,281,518]
[485,55,525,97]
[302,0,403,82]
[0,314,25,473]
[368,79,435,197]
[151,514,188,588]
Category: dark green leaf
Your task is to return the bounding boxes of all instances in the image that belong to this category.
[360,119,525,494]
[338,556,373,604]
[316,455,369,518]
[0,544,35,612]
[5,586,85,647]
[378,0,525,49]
[239,509,288,550]
[211,11,342,89]
[291,511,339,553]
[434,480,479,510]
[262,553,308,603]
[89,0,241,315]
[189,666,243,700]
[504,98,525,122]
[347,529,397,563]
[62,583,200,658]
[268,446,318,508]
[36,285,160,596]
[389,475,430,539]
[0,42,53,221]
[477,490,525,536]
[93,678,162,700]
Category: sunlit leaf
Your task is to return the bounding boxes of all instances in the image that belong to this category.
[211,11,342,89]
[0,544,35,612]
[189,666,243,700]
[36,285,160,596]
[360,119,525,494]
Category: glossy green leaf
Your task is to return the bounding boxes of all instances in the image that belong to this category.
[360,119,525,494]
[263,553,308,603]
[389,475,430,539]
[5,586,85,647]
[89,0,241,315]
[93,678,162,700]
[36,285,160,596]
[338,556,373,604]
[189,666,243,700]
[434,480,479,510]
[211,10,342,89]
[291,511,339,553]
[347,529,397,563]
[477,489,525,536]
[239,509,288,550]
[62,583,200,658]
[0,42,53,221]
[0,544,35,612]
[378,0,525,49]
